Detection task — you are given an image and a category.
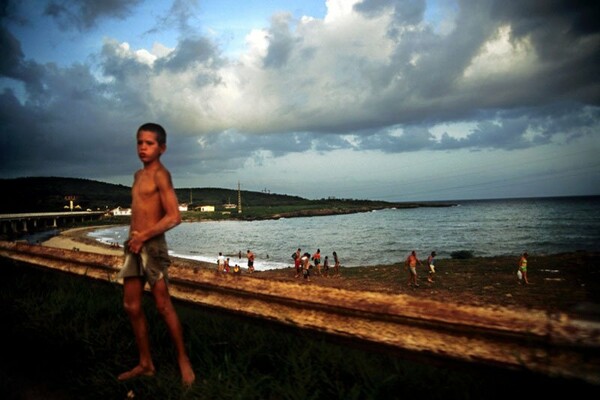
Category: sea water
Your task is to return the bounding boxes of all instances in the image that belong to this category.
[88,196,600,271]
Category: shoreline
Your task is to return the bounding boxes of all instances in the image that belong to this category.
[41,226,123,256]
[44,224,598,266]
[41,224,598,265]
[33,226,600,317]
[40,226,218,270]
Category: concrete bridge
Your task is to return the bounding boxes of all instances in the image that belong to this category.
[0,211,106,235]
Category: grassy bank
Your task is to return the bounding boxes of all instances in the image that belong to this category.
[1,260,597,399]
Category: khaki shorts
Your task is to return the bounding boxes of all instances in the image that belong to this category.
[118,234,171,287]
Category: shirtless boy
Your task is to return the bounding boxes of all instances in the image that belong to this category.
[247,249,255,272]
[405,250,422,287]
[117,123,195,386]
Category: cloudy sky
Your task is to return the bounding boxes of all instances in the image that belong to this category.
[1,0,599,201]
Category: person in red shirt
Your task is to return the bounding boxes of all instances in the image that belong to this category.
[293,248,301,278]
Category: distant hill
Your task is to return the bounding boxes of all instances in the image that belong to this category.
[0,177,454,220]
[176,187,307,209]
[0,177,311,213]
[0,177,132,213]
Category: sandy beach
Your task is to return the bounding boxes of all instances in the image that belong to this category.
[41,226,123,256]
[38,226,600,318]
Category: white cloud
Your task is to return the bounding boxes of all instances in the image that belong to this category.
[463,25,537,80]
[242,28,270,66]
[324,0,361,23]
[134,48,156,65]
[110,40,172,66]
[152,42,175,58]
[429,122,477,140]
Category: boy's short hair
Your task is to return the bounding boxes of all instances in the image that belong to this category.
[138,122,167,145]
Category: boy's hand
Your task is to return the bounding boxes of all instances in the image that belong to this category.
[128,230,144,254]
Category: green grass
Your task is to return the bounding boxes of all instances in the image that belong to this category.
[1,260,596,399]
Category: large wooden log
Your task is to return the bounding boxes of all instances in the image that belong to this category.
[1,240,599,384]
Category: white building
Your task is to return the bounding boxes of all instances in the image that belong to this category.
[111,207,131,216]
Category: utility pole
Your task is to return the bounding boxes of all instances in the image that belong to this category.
[238,181,242,214]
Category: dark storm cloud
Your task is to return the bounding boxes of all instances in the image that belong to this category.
[0,25,22,76]
[44,0,142,31]
[264,12,297,68]
[158,130,318,182]
[98,39,153,114]
[328,0,600,155]
[335,101,600,154]
[164,129,355,180]
[436,104,599,151]
[0,25,45,93]
[489,0,600,104]
[155,37,223,74]
[0,37,141,178]
[492,0,600,38]
[357,125,433,152]
[0,3,132,179]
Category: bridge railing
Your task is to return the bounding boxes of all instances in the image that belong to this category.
[0,211,106,234]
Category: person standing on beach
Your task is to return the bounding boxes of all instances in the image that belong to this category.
[247,249,255,273]
[301,252,311,282]
[117,123,195,386]
[405,250,422,287]
[312,249,321,276]
[427,251,436,283]
[333,251,340,277]
[323,256,329,277]
[217,252,225,273]
[224,257,230,273]
[518,252,529,284]
[293,248,301,278]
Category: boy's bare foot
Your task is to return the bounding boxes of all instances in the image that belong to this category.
[179,358,196,387]
[118,365,155,381]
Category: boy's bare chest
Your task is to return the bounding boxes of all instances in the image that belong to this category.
[132,174,159,200]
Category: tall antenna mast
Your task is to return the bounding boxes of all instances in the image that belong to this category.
[237,181,242,214]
